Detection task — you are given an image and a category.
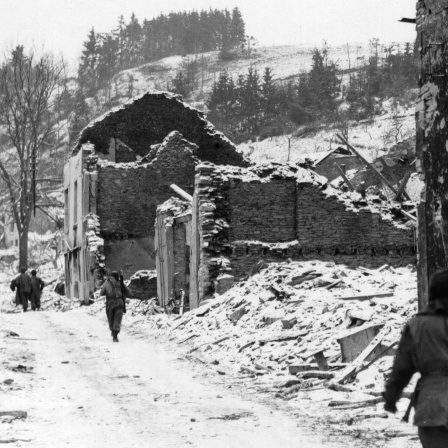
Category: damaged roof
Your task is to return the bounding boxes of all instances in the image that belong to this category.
[74,90,249,167]
[296,146,354,167]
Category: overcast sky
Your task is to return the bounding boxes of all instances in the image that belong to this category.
[0,0,416,67]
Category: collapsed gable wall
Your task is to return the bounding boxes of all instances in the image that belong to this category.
[75,91,249,167]
[191,162,416,304]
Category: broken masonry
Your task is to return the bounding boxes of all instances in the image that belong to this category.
[64,89,416,309]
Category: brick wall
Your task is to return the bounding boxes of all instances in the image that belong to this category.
[228,180,296,242]
[191,162,416,304]
[296,184,415,257]
[96,131,197,278]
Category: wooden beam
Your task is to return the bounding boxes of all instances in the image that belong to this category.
[394,172,411,201]
[378,157,411,201]
[330,325,390,385]
[170,183,193,202]
[334,162,354,191]
[400,209,417,222]
[336,134,399,195]
[336,292,394,301]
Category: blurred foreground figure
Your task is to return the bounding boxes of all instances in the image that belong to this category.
[100,271,130,342]
[383,268,448,447]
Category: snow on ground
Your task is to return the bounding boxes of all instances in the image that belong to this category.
[87,259,419,447]
[238,104,415,164]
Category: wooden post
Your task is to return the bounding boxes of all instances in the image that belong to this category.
[336,134,399,195]
[334,162,354,191]
[379,157,399,185]
[394,172,411,201]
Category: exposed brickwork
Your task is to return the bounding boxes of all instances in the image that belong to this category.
[228,181,296,242]
[192,162,416,303]
[96,131,197,238]
[296,184,415,256]
[75,91,249,167]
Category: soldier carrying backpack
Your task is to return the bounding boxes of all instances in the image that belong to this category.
[15,267,32,312]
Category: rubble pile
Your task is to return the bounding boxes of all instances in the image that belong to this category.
[125,259,417,441]
[155,260,416,378]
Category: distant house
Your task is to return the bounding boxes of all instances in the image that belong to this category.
[297,146,364,181]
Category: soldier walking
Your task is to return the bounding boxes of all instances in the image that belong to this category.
[10,267,32,312]
[100,271,130,342]
[383,268,448,447]
[30,270,45,311]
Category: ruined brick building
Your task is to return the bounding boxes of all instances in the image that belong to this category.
[63,91,248,303]
[64,89,417,309]
[155,161,415,310]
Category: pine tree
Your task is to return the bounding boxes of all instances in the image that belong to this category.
[126,13,142,66]
[79,28,99,95]
[260,67,276,122]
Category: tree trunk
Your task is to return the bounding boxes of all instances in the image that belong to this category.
[19,225,29,269]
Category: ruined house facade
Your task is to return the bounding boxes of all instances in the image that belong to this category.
[154,162,415,309]
[189,163,415,305]
[63,91,247,303]
[415,0,448,308]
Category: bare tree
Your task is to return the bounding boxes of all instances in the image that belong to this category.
[0,45,65,268]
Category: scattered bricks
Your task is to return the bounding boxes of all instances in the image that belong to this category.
[215,274,234,295]
[347,308,373,324]
[262,310,285,326]
[259,290,276,302]
[337,323,385,363]
[228,305,247,323]
[281,316,298,329]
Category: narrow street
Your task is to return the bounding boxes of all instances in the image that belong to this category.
[1,309,348,448]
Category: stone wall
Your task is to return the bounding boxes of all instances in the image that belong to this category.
[96,131,197,277]
[191,162,416,304]
[296,184,415,257]
[227,181,296,242]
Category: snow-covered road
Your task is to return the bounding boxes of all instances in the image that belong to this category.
[1,310,347,447]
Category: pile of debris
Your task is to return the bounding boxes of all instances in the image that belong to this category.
[86,259,418,441]
[154,260,415,378]
[123,259,418,434]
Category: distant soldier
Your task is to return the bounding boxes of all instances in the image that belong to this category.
[30,270,45,311]
[100,271,130,342]
[10,267,32,312]
[383,267,448,447]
